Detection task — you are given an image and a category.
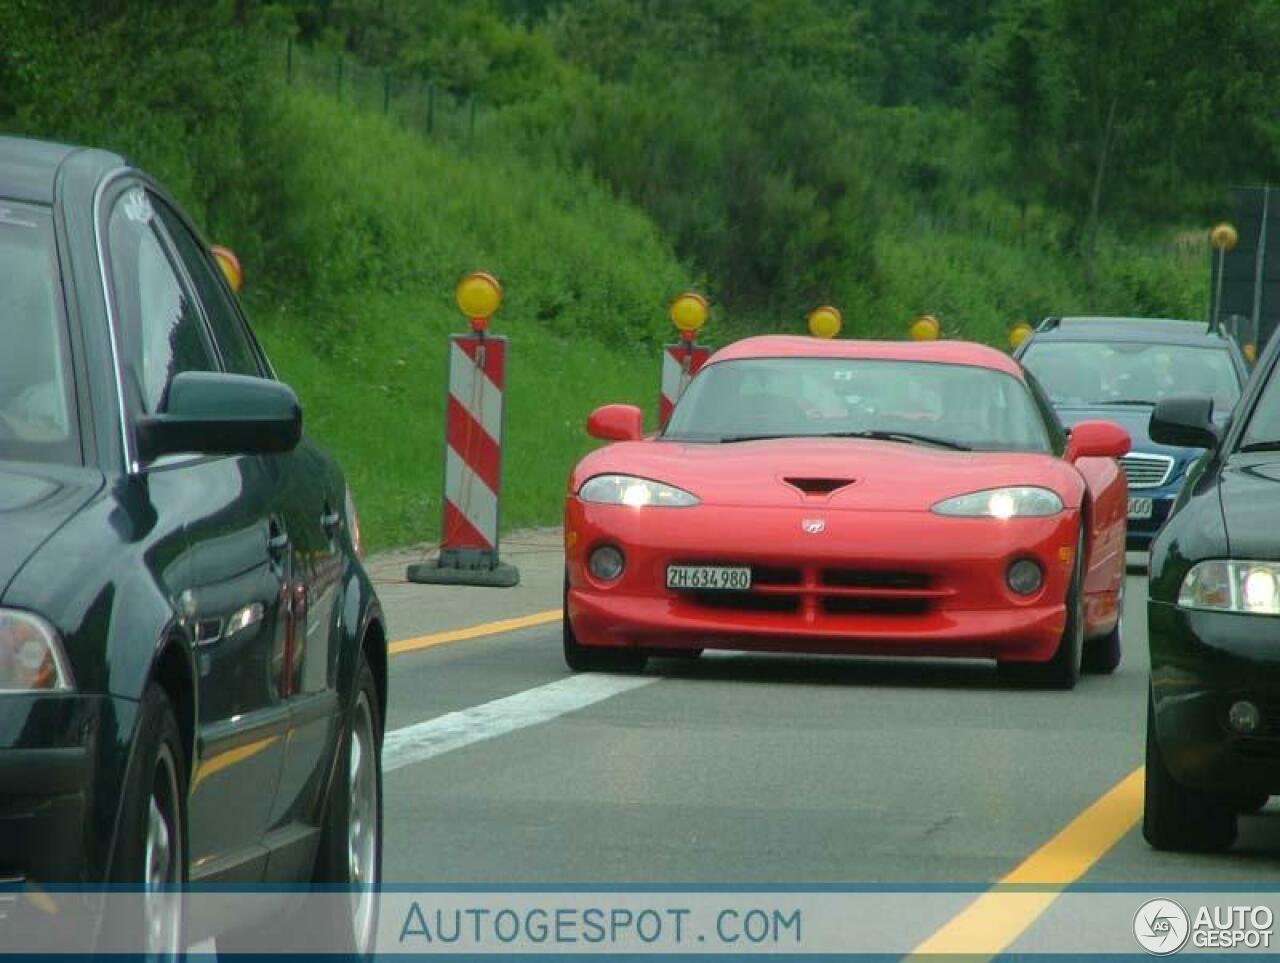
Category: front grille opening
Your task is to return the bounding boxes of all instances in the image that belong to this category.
[821,569,932,590]
[785,477,854,496]
[753,565,803,586]
[685,591,800,614]
[821,596,931,616]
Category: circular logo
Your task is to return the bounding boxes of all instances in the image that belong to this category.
[1134,899,1190,956]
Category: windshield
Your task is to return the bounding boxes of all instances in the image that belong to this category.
[663,357,1051,452]
[0,202,79,465]
[1022,340,1240,410]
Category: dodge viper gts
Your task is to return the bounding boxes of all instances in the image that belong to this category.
[564,335,1130,689]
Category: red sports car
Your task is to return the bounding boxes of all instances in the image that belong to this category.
[563,336,1131,689]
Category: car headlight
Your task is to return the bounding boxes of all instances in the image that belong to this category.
[578,475,699,508]
[0,610,73,691]
[931,486,1063,519]
[1179,560,1280,615]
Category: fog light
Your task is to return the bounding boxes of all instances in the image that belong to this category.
[1228,700,1262,735]
[1006,558,1044,595]
[589,545,625,581]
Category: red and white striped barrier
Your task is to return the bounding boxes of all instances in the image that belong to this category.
[658,341,710,429]
[408,331,519,587]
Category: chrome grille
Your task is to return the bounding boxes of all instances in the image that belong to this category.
[1119,453,1174,489]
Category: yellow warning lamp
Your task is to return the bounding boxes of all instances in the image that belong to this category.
[670,292,710,341]
[1210,223,1238,252]
[807,305,842,339]
[1245,343,1258,364]
[909,314,940,341]
[211,245,243,294]
[1009,321,1034,349]
[456,272,503,332]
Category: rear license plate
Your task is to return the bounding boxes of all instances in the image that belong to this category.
[1128,497,1153,520]
[666,565,752,591]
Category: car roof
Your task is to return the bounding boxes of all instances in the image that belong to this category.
[711,335,1024,377]
[0,134,124,204]
[1030,316,1230,346]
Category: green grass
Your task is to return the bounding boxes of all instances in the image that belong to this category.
[243,89,1213,552]
[253,295,665,552]
[242,89,690,550]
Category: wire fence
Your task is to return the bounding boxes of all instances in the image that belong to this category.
[270,36,488,143]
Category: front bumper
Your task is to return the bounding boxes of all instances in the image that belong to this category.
[1149,599,1280,794]
[0,694,111,882]
[566,500,1079,662]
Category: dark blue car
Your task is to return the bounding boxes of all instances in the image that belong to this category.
[1015,317,1248,549]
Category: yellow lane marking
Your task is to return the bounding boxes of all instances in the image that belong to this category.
[911,766,1144,958]
[389,609,562,657]
[191,735,279,790]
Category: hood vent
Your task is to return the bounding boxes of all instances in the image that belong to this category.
[784,477,854,497]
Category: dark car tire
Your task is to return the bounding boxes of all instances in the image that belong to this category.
[1229,791,1270,814]
[312,650,384,957]
[1143,689,1237,852]
[109,684,187,958]
[999,530,1084,690]
[1082,580,1123,675]
[563,575,646,673]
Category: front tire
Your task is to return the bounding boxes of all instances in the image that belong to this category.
[563,575,646,673]
[313,651,384,956]
[1143,688,1237,852]
[999,529,1084,690]
[1082,577,1123,674]
[110,684,187,958]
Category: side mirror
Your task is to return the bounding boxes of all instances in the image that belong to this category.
[136,372,302,462]
[1150,395,1218,450]
[1064,419,1130,463]
[586,404,643,442]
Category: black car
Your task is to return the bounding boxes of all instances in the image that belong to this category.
[1015,317,1248,549]
[1143,337,1280,851]
[0,136,386,951]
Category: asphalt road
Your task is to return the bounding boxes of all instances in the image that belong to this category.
[370,545,1280,949]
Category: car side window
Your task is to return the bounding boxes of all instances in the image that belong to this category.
[152,200,266,379]
[107,188,216,413]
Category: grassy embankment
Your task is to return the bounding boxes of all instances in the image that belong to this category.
[247,91,1207,551]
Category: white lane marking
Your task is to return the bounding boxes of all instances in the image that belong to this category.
[382,673,658,773]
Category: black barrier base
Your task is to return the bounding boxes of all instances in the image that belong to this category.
[406,552,521,587]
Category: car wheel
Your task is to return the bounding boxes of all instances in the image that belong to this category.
[562,574,646,673]
[110,684,186,959]
[1229,791,1270,814]
[1082,576,1122,674]
[1143,688,1237,852]
[313,651,383,956]
[999,529,1084,690]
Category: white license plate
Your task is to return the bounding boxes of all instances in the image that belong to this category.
[666,565,752,591]
[1128,497,1153,520]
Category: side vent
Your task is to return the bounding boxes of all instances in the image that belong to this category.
[784,477,854,496]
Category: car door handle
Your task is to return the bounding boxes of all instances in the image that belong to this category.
[320,508,341,534]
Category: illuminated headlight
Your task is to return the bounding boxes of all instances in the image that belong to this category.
[1179,560,1280,615]
[579,475,699,508]
[931,487,1063,519]
[0,610,73,692]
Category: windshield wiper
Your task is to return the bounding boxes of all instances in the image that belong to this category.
[1096,399,1155,406]
[826,430,971,450]
[1239,439,1280,453]
[716,433,799,444]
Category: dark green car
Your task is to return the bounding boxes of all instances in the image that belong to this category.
[1145,341,1280,852]
[0,136,387,951]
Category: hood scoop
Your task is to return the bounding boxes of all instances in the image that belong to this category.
[784,477,855,497]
